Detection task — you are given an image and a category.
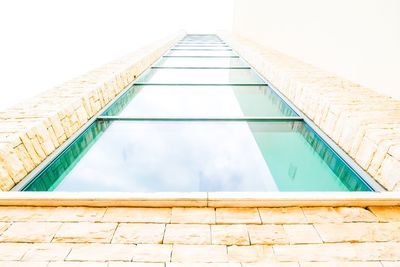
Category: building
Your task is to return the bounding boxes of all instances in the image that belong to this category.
[0,2,399,265]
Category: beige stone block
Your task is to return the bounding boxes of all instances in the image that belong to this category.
[112,223,165,244]
[369,206,400,222]
[0,163,14,191]
[227,245,274,262]
[167,264,241,267]
[0,243,32,260]
[302,207,342,223]
[164,224,210,245]
[171,208,215,224]
[0,262,49,267]
[110,263,163,267]
[300,262,383,267]
[48,262,107,267]
[243,263,299,267]
[133,244,172,262]
[334,207,377,222]
[0,206,54,222]
[0,222,10,234]
[216,208,261,224]
[102,208,171,223]
[171,244,228,262]
[381,262,400,267]
[247,224,287,245]
[48,207,106,222]
[22,243,72,261]
[66,243,135,261]
[53,222,117,243]
[274,242,400,261]
[315,222,400,242]
[377,155,400,191]
[258,207,307,224]
[0,222,61,242]
[211,224,249,245]
[14,143,35,173]
[284,224,322,244]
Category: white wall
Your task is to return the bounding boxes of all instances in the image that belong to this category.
[233,0,400,99]
[0,0,233,111]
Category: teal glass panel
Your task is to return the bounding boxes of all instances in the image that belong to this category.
[136,69,265,84]
[23,121,371,192]
[175,44,228,47]
[172,46,231,50]
[154,57,248,68]
[166,50,236,57]
[102,85,298,117]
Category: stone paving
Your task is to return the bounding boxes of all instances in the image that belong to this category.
[0,32,184,191]
[221,33,400,191]
[0,206,399,266]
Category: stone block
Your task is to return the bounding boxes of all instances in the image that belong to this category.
[284,224,322,244]
[133,244,172,262]
[53,222,117,243]
[258,208,307,224]
[216,208,261,224]
[164,224,210,245]
[227,245,274,262]
[66,243,135,261]
[171,208,215,224]
[0,222,61,242]
[171,244,228,263]
[211,224,249,245]
[112,223,165,244]
[247,224,288,245]
[102,208,171,223]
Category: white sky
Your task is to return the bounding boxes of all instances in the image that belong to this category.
[0,0,234,111]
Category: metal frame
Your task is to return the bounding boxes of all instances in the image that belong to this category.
[13,34,385,192]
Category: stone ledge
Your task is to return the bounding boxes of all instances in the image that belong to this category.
[0,31,184,191]
[220,33,400,191]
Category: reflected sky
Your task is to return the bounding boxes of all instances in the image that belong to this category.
[137,69,265,84]
[103,85,298,117]
[166,50,236,57]
[154,57,248,67]
[54,121,278,192]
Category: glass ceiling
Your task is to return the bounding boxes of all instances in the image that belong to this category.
[20,34,375,192]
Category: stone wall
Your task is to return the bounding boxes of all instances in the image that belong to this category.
[0,32,184,191]
[0,206,399,265]
[221,33,400,191]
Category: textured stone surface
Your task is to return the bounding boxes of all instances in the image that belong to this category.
[53,222,117,243]
[216,208,261,224]
[284,224,322,244]
[112,223,165,244]
[66,244,135,261]
[247,225,288,245]
[102,208,171,223]
[0,206,398,264]
[171,208,215,224]
[211,224,249,245]
[171,245,228,263]
[0,222,61,242]
[164,224,211,245]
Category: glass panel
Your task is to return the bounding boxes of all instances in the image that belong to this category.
[154,57,248,68]
[175,44,228,47]
[182,36,222,42]
[103,85,298,117]
[23,121,371,192]
[173,46,230,50]
[167,50,236,57]
[136,69,265,84]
